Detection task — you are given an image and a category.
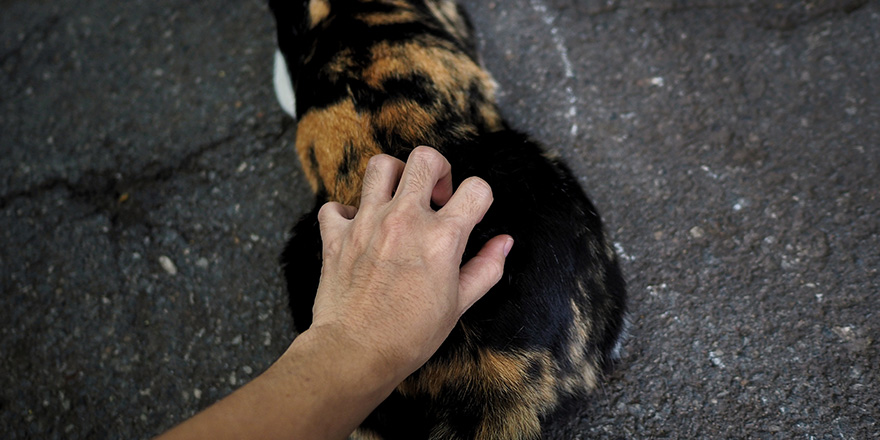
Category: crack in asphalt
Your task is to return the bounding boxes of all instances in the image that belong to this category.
[0,12,65,82]
[748,0,870,30]
[2,114,293,237]
[0,134,237,212]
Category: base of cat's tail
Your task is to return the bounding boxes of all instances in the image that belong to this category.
[273,50,297,119]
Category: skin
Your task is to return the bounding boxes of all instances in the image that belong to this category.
[156,146,513,440]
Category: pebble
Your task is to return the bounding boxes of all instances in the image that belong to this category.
[709,351,726,368]
[158,256,177,275]
[832,326,854,341]
[195,257,209,269]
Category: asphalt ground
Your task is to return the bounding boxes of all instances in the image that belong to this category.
[1,0,878,438]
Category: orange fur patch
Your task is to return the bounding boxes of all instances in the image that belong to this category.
[562,296,599,393]
[365,41,502,134]
[308,0,331,27]
[356,9,419,26]
[325,48,356,79]
[295,99,383,205]
[373,99,440,146]
[397,348,558,440]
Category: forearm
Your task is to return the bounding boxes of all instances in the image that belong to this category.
[156,327,401,440]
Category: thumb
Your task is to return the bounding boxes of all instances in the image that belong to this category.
[457,235,513,314]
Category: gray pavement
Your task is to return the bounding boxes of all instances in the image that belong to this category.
[1,0,878,438]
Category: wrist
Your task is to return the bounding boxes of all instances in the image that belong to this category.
[282,324,406,399]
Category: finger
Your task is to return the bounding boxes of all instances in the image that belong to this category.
[439,176,494,233]
[395,146,453,207]
[429,151,454,207]
[317,201,357,237]
[457,235,513,313]
[360,154,405,207]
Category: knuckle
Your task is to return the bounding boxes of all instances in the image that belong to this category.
[409,147,448,173]
[491,255,506,281]
[410,145,440,162]
[362,155,392,189]
[317,202,339,222]
[406,170,431,194]
[472,253,505,287]
[367,153,399,171]
[462,176,493,201]
[429,222,464,254]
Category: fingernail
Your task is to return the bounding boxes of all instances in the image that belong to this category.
[503,237,514,257]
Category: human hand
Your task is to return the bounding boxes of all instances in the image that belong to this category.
[155,147,510,440]
[305,146,513,383]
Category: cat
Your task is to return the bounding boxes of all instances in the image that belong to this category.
[270,1,627,438]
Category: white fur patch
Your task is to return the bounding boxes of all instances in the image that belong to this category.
[610,314,631,361]
[273,50,297,118]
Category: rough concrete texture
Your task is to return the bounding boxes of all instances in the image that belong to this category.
[2,0,877,438]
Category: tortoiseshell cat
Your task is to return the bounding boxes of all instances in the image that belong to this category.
[270,1,627,438]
